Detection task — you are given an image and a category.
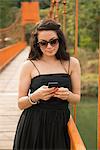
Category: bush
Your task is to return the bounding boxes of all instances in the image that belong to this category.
[81,73,98,97]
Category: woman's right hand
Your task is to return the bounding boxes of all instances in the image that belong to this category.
[31,85,57,101]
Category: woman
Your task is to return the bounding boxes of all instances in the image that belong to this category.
[13,19,81,150]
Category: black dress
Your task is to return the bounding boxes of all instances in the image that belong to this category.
[13,73,72,150]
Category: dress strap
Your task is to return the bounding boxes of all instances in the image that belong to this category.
[60,60,70,75]
[68,60,70,75]
[30,60,40,75]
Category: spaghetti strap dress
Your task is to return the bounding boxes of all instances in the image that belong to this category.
[13,63,72,150]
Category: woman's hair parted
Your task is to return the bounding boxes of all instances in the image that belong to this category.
[28,19,70,60]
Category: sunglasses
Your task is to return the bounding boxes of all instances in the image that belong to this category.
[38,38,59,49]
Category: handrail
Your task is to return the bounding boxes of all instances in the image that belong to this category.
[73,0,79,123]
[0,41,27,71]
[97,25,100,150]
[49,0,55,19]
[68,116,86,150]
[62,0,67,34]
[55,0,59,22]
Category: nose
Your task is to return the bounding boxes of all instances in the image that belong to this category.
[47,43,52,48]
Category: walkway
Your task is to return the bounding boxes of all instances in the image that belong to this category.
[0,47,30,149]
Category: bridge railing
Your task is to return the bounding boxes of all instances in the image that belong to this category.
[68,115,86,150]
[0,41,27,71]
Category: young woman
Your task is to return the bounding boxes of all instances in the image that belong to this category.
[13,19,81,150]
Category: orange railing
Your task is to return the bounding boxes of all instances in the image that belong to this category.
[68,116,86,150]
[97,26,100,150]
[21,2,40,25]
[0,41,26,71]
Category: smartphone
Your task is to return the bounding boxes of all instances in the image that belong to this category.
[48,81,59,88]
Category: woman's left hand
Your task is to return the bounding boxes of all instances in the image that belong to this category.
[54,87,70,100]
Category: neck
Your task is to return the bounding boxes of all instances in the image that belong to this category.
[41,55,57,63]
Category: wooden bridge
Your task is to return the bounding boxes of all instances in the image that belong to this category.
[0,47,29,149]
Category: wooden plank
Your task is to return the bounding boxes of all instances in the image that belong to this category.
[0,49,28,149]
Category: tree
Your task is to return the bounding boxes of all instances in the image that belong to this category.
[0,0,18,28]
[79,0,100,50]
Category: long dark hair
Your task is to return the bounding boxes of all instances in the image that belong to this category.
[28,19,70,60]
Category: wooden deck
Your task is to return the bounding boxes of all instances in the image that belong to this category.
[0,47,29,149]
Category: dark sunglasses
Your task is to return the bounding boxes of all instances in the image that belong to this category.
[38,38,59,49]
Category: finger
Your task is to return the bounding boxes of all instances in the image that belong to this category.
[53,94,61,98]
[43,87,55,92]
[41,88,55,96]
[54,91,65,95]
[47,87,56,91]
[44,89,57,96]
[42,85,48,89]
[57,87,64,91]
[53,88,58,92]
[55,88,69,94]
[44,93,54,100]
[57,87,69,92]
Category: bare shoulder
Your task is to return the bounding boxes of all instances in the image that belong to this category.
[20,60,33,71]
[19,60,36,76]
[70,57,80,65]
[70,57,80,72]
[21,59,38,70]
[20,59,39,79]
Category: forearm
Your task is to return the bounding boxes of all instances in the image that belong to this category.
[18,96,32,110]
[67,91,80,104]
[18,93,39,110]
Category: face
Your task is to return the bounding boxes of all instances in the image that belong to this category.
[37,30,59,57]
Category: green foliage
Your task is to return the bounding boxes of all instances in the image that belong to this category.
[55,0,100,51]
[65,0,75,47]
[17,0,28,1]
[81,74,98,97]
[24,24,35,44]
[0,0,99,51]
[0,0,19,28]
[40,9,49,19]
[57,0,75,48]
[39,0,50,9]
[78,48,98,97]
[79,0,100,51]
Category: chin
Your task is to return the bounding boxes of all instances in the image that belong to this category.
[45,51,57,56]
[46,53,56,56]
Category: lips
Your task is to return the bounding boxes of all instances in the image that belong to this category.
[45,49,54,53]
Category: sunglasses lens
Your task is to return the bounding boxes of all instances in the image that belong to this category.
[50,39,59,46]
[39,41,47,48]
[38,39,59,48]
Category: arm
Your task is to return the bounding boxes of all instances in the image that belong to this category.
[54,57,81,104]
[18,61,57,110]
[18,61,35,110]
[68,57,81,103]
